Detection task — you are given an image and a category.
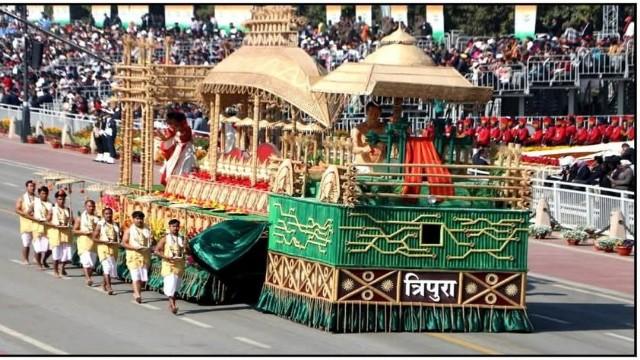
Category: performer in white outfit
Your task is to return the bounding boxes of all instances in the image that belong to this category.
[15,180,36,264]
[92,208,121,295]
[31,186,52,270]
[47,190,73,278]
[154,219,190,314]
[122,211,153,303]
[74,200,100,286]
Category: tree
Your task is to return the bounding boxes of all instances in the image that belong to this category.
[296,5,325,27]
[194,5,215,20]
[444,5,514,35]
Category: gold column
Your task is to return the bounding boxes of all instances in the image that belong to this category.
[251,94,260,186]
[208,94,221,180]
[119,35,134,186]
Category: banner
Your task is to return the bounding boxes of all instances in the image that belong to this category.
[390,5,407,25]
[92,5,110,28]
[426,5,445,43]
[355,5,371,25]
[514,5,537,40]
[26,5,44,22]
[52,5,70,25]
[326,5,341,26]
[214,5,252,32]
[117,5,149,29]
[165,5,193,29]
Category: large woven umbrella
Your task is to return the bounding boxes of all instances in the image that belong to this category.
[311,28,492,103]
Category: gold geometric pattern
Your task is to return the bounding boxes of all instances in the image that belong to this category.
[265,252,336,301]
[272,203,333,253]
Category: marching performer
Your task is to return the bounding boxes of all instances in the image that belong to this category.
[92,208,121,295]
[122,211,153,303]
[47,190,73,278]
[15,180,36,264]
[154,219,190,314]
[31,186,52,270]
[74,200,100,286]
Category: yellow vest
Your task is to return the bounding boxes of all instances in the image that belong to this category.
[32,199,51,236]
[125,226,151,270]
[97,220,120,262]
[161,234,185,277]
[77,211,99,254]
[48,205,71,247]
[19,192,35,233]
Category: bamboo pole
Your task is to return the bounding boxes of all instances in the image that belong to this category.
[251,95,260,186]
[361,193,522,202]
[209,94,221,180]
[359,181,524,190]
[351,172,525,181]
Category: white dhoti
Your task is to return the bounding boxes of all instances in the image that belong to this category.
[129,267,148,282]
[80,252,97,268]
[163,274,181,297]
[32,236,49,253]
[51,243,73,262]
[21,232,33,247]
[101,256,117,278]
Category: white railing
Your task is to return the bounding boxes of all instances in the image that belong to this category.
[527,55,580,88]
[530,178,635,235]
[466,63,528,95]
[625,40,635,78]
[454,36,491,51]
[594,31,621,42]
[578,47,626,78]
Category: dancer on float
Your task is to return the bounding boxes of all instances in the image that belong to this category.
[154,219,190,314]
[47,190,73,278]
[74,199,100,286]
[31,186,52,270]
[92,208,121,295]
[15,180,36,264]
[156,111,197,185]
[122,211,153,303]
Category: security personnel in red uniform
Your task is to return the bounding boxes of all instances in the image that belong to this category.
[421,120,435,140]
[500,117,514,144]
[586,116,602,145]
[514,117,530,145]
[597,117,608,142]
[565,116,577,143]
[463,117,475,139]
[542,117,556,146]
[604,116,621,143]
[490,116,501,143]
[475,117,491,148]
[573,116,588,145]
[608,117,625,143]
[623,115,635,141]
[526,119,544,146]
[551,119,568,146]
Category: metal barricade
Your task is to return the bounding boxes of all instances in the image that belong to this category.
[579,47,626,78]
[531,178,635,234]
[527,55,579,88]
[454,36,491,51]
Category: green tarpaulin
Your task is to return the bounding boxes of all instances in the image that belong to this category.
[189,220,268,271]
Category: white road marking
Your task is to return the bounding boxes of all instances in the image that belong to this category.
[3,182,18,188]
[0,158,104,184]
[179,317,213,328]
[605,332,634,343]
[0,323,68,354]
[9,259,27,265]
[529,272,634,303]
[552,284,634,305]
[531,239,634,262]
[530,313,571,325]
[234,336,271,349]
[130,301,160,311]
[44,271,71,280]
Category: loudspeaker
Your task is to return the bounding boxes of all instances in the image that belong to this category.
[30,41,44,69]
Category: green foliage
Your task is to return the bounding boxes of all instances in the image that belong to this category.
[194,5,215,20]
[536,5,602,32]
[296,5,325,27]
[444,5,515,35]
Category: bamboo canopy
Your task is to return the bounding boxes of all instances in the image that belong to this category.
[198,6,341,128]
[311,27,493,103]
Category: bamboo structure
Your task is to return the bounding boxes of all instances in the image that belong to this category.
[112,35,212,192]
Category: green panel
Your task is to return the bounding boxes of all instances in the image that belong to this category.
[268,195,529,271]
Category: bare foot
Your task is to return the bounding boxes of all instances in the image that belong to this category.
[53,271,61,278]
[61,269,68,276]
[86,279,93,287]
[43,262,50,269]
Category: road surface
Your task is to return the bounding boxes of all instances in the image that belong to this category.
[0,151,634,355]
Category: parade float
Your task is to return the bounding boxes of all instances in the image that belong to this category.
[76,5,535,331]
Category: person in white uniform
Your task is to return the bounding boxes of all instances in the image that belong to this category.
[31,186,52,270]
[47,190,73,278]
[92,207,121,295]
[73,199,100,286]
[122,211,153,303]
[15,180,36,264]
[154,219,190,314]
